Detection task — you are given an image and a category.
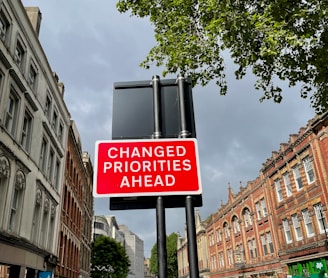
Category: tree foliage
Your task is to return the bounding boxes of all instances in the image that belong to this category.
[149,232,178,278]
[116,0,328,113]
[91,235,130,278]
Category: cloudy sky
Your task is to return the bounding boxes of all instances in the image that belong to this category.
[22,0,315,257]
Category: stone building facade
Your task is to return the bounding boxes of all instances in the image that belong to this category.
[0,0,70,276]
[178,210,210,278]
[178,112,328,278]
[0,1,94,277]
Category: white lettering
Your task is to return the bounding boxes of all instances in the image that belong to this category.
[172,160,182,171]
[144,175,153,187]
[131,147,141,158]
[103,162,112,173]
[120,176,130,187]
[165,175,175,186]
[182,159,192,171]
[119,174,176,188]
[177,146,186,156]
[132,175,142,187]
[113,161,123,173]
[130,161,141,172]
[107,147,118,159]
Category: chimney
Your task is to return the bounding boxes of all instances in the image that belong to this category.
[25,7,42,36]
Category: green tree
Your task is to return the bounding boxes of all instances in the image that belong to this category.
[150,232,178,278]
[116,0,328,113]
[91,235,130,278]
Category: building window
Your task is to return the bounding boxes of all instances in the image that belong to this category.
[58,121,64,143]
[31,188,42,243]
[53,159,60,191]
[47,148,55,181]
[255,202,262,220]
[261,234,268,255]
[44,94,52,120]
[261,198,268,217]
[283,172,293,197]
[9,171,25,233]
[94,221,105,230]
[14,39,25,70]
[216,229,222,242]
[20,109,33,152]
[260,233,274,255]
[4,92,19,137]
[227,249,233,266]
[40,198,50,248]
[219,252,224,267]
[291,214,303,240]
[302,209,314,237]
[0,156,10,226]
[275,179,283,202]
[266,232,274,253]
[248,240,254,259]
[223,222,230,238]
[0,10,10,43]
[248,239,258,259]
[209,233,214,246]
[243,208,253,227]
[28,63,38,90]
[211,255,217,270]
[303,157,315,184]
[39,137,48,172]
[52,109,58,133]
[232,216,241,233]
[255,199,267,220]
[314,203,328,234]
[293,165,303,190]
[283,219,293,243]
[47,204,56,251]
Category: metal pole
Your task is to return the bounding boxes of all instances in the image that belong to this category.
[152,75,167,278]
[152,75,162,139]
[156,196,167,278]
[186,196,199,277]
[177,74,199,278]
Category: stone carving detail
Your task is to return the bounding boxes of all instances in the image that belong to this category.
[36,188,42,205]
[44,197,50,212]
[15,171,25,190]
[0,156,10,179]
[51,204,56,219]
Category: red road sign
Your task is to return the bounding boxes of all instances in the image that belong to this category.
[93,139,202,197]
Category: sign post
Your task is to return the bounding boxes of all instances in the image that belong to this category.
[94,76,202,278]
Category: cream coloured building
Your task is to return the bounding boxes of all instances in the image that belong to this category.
[0,0,70,277]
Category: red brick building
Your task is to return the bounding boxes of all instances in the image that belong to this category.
[178,112,328,278]
[57,121,93,278]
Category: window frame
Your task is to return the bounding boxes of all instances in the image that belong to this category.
[293,165,304,190]
[0,8,10,44]
[291,214,303,241]
[314,203,328,234]
[20,108,33,152]
[14,36,26,71]
[275,179,283,202]
[283,172,293,197]
[27,60,38,91]
[303,157,315,184]
[282,219,293,243]
[4,89,20,137]
[302,209,315,237]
